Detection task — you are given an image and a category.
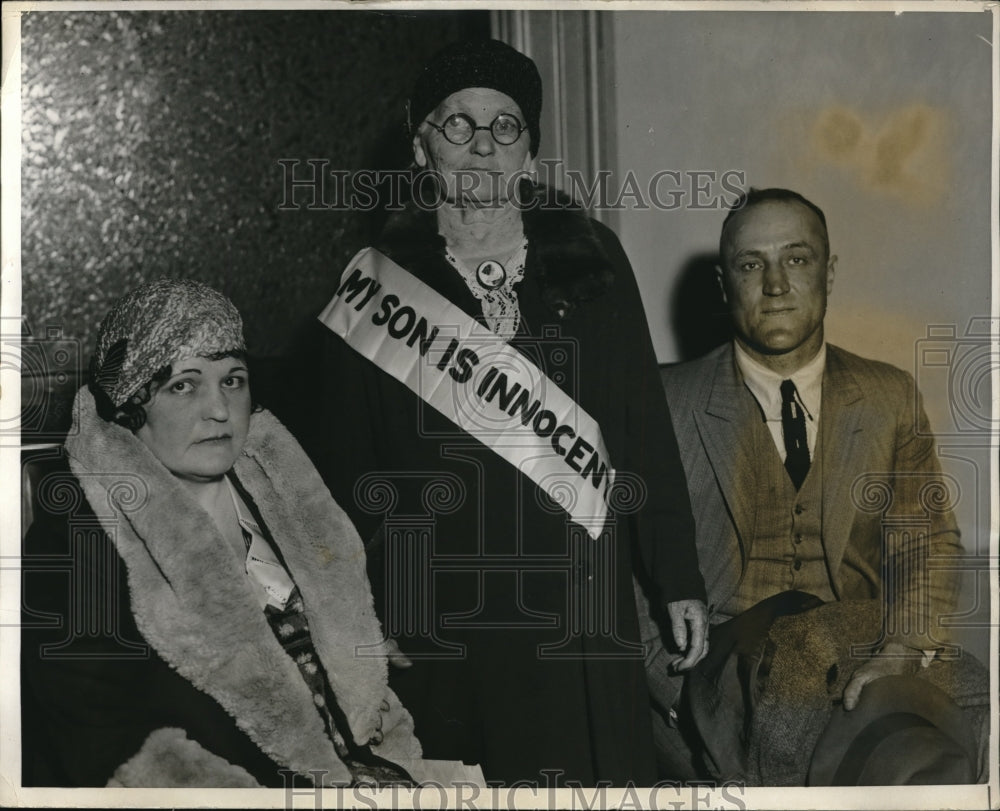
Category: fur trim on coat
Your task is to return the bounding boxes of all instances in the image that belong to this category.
[107,728,260,788]
[377,184,616,318]
[66,389,420,786]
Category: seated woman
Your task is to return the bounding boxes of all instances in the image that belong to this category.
[21,279,423,788]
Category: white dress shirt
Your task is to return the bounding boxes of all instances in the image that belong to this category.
[226,477,297,610]
[734,342,826,461]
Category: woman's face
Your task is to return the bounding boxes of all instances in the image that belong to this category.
[413,87,534,206]
[136,355,250,483]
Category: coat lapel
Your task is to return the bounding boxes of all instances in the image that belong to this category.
[691,346,759,565]
[819,346,866,589]
[234,410,413,755]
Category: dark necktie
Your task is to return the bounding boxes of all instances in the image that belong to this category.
[780,379,810,489]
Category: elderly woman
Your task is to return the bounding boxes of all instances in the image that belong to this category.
[294,39,709,785]
[21,279,423,787]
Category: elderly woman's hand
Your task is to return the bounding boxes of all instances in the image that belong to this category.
[666,598,710,672]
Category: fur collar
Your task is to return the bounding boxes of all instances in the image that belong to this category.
[377,184,616,317]
[107,728,261,787]
[65,390,420,784]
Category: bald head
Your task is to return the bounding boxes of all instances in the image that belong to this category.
[721,188,829,266]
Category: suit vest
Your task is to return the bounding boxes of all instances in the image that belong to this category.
[719,392,837,619]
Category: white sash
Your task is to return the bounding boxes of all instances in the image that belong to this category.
[318,247,615,539]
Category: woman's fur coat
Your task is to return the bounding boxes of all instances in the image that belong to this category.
[54,388,420,786]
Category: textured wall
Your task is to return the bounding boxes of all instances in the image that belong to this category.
[21,10,488,364]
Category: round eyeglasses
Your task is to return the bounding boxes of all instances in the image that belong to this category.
[425,112,527,146]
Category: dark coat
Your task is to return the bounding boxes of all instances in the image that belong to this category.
[22,471,288,787]
[286,190,706,785]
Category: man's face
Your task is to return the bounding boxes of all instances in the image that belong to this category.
[413,87,534,206]
[717,199,836,371]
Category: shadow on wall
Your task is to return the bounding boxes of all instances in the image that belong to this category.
[669,252,732,363]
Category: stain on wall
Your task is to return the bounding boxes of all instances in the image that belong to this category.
[811,103,949,204]
[21,10,488,365]
[814,107,864,160]
[608,11,990,368]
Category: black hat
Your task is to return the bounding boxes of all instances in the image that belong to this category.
[807,676,979,785]
[408,39,542,156]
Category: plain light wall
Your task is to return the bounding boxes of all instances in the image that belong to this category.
[609,11,991,367]
[606,10,993,657]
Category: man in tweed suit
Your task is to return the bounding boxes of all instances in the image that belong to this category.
[644,188,964,779]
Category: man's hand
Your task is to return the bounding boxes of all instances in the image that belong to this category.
[385,638,413,669]
[842,642,922,710]
[666,599,710,672]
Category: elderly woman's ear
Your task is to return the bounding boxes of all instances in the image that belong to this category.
[412,129,428,169]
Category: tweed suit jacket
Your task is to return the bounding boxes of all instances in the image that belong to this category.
[660,342,962,651]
